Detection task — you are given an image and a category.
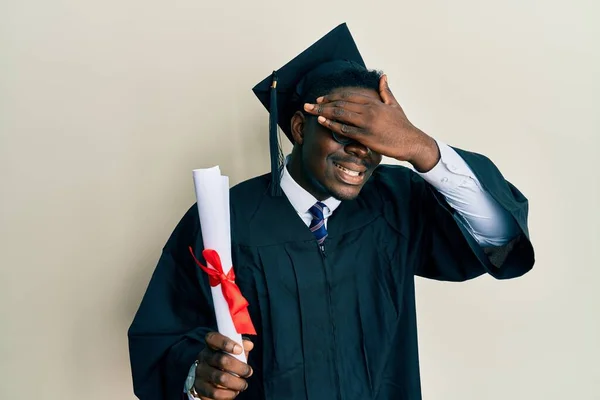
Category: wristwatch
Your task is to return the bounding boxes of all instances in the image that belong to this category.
[185,360,200,399]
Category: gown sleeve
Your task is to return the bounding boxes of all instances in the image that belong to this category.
[128,205,216,399]
[414,148,535,281]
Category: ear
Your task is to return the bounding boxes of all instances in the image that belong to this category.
[290,111,306,145]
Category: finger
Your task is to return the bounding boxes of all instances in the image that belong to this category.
[379,75,399,106]
[205,351,253,378]
[197,364,249,392]
[317,116,365,138]
[194,379,240,400]
[306,100,366,115]
[197,385,239,400]
[205,332,243,355]
[316,91,373,105]
[304,103,364,128]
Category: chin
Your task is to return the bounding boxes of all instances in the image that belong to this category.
[329,185,363,201]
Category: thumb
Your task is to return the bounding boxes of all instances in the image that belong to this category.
[243,338,254,359]
[379,75,399,106]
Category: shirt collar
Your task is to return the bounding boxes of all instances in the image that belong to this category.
[280,158,342,215]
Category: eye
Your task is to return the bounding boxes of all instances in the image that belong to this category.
[331,132,354,145]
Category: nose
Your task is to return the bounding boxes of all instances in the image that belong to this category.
[344,141,371,159]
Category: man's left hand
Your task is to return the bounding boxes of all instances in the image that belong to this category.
[303,75,440,172]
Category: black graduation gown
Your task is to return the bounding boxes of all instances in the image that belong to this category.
[128,148,534,400]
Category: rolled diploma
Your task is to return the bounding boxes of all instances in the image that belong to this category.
[193,166,246,363]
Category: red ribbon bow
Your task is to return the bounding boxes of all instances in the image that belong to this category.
[189,246,256,335]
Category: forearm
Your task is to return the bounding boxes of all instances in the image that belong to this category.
[415,141,520,247]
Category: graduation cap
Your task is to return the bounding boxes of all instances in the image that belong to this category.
[252,23,367,196]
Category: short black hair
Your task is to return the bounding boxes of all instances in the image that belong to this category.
[300,67,383,104]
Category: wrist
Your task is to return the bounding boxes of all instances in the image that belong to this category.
[185,360,200,398]
[407,133,440,173]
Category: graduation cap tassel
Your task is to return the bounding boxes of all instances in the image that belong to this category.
[269,71,283,196]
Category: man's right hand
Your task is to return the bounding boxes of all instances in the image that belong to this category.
[194,331,254,400]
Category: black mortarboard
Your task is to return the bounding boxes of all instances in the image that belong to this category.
[252,23,366,196]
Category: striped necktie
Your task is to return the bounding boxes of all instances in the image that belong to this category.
[309,202,328,247]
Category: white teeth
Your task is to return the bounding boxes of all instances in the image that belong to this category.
[335,163,360,177]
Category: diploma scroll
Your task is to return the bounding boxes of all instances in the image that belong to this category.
[193,166,250,363]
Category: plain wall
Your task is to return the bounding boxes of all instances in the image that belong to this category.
[1,0,598,399]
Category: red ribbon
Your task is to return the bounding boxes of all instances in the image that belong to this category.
[189,246,256,335]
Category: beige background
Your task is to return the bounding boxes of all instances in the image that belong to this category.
[1,0,599,399]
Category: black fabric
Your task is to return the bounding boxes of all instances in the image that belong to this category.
[128,149,534,400]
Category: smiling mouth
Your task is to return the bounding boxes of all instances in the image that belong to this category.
[333,162,364,177]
